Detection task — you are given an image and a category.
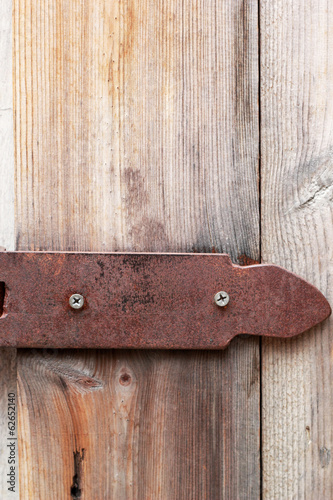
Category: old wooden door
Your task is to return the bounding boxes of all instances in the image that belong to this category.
[0,1,332,499]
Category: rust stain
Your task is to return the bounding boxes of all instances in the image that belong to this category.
[237,254,260,266]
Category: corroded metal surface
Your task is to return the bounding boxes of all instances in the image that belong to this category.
[0,252,330,348]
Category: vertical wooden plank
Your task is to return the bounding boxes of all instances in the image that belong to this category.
[0,349,18,500]
[0,0,18,498]
[0,0,15,249]
[14,1,260,498]
[261,1,333,498]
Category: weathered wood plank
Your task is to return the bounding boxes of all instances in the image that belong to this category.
[0,0,14,250]
[14,1,260,498]
[0,349,18,500]
[261,1,333,498]
[0,1,18,498]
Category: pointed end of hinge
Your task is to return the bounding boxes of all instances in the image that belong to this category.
[276,268,331,337]
[311,286,331,327]
[243,264,331,340]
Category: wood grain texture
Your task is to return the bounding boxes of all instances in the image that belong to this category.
[261,1,333,498]
[0,0,15,250]
[0,348,18,500]
[14,1,260,498]
[0,1,18,498]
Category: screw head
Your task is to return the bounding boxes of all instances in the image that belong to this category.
[214,291,229,307]
[69,294,84,310]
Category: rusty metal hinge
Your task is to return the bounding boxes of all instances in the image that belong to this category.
[0,252,330,349]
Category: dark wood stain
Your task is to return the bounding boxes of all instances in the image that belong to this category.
[71,449,85,499]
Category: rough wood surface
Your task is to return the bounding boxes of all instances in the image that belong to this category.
[0,1,17,498]
[14,0,260,498]
[0,0,14,249]
[0,349,18,500]
[261,1,333,498]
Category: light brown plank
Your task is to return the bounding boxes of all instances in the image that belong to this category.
[0,348,18,499]
[14,1,260,498]
[261,1,333,498]
[0,1,18,498]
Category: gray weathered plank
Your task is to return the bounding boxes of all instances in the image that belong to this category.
[0,0,14,249]
[14,1,260,498]
[261,0,333,497]
[0,0,18,498]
